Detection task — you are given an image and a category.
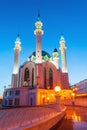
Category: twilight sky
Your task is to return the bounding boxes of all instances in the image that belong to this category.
[0,0,87,96]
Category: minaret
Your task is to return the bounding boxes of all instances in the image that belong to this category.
[11,34,21,88]
[34,12,44,63]
[59,35,67,73]
[53,48,59,69]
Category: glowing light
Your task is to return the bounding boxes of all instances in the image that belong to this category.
[73,87,78,92]
[47,97,50,100]
[42,95,45,98]
[72,93,75,97]
[55,86,61,92]
[72,113,81,122]
[63,91,66,94]
[51,93,54,96]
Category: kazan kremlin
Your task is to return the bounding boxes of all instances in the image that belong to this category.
[2,13,70,107]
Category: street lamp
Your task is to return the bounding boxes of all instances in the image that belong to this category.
[55,86,61,94]
[72,92,75,105]
[54,86,61,111]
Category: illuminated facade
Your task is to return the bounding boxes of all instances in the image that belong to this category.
[3,14,69,107]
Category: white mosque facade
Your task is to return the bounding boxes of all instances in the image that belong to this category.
[3,14,69,107]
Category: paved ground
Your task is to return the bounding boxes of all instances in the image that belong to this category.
[51,106,87,130]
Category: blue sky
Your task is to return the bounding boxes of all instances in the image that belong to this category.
[0,0,87,96]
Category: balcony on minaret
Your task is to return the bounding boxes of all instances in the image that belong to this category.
[14,37,21,51]
[59,36,67,50]
[34,21,44,35]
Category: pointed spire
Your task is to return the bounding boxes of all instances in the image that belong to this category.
[38,10,40,18]
[37,10,40,21]
[17,32,20,38]
[60,33,65,41]
[16,33,21,42]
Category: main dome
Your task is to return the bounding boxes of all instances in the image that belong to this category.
[29,50,51,62]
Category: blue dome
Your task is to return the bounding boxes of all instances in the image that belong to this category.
[29,50,51,58]
[54,48,58,52]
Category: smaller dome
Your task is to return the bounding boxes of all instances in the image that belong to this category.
[54,48,58,52]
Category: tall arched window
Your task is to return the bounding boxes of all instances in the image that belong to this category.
[49,68,53,89]
[44,68,46,89]
[24,68,30,86]
[32,68,34,87]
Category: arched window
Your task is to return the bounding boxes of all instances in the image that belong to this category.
[32,68,34,87]
[49,68,53,89]
[44,68,46,89]
[24,68,30,86]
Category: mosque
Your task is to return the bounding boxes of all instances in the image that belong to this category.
[2,14,69,107]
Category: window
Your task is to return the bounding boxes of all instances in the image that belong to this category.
[24,68,30,86]
[8,99,13,105]
[6,91,9,96]
[5,99,7,105]
[15,98,20,106]
[9,91,14,96]
[49,69,53,89]
[15,90,20,95]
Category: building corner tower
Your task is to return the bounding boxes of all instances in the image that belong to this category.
[59,35,67,73]
[34,12,44,63]
[11,34,21,88]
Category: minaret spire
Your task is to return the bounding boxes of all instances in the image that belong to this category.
[34,12,44,63]
[17,32,20,38]
[59,35,67,73]
[38,10,40,20]
[11,34,21,88]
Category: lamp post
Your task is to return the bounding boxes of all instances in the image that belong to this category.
[72,92,75,105]
[54,86,61,111]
